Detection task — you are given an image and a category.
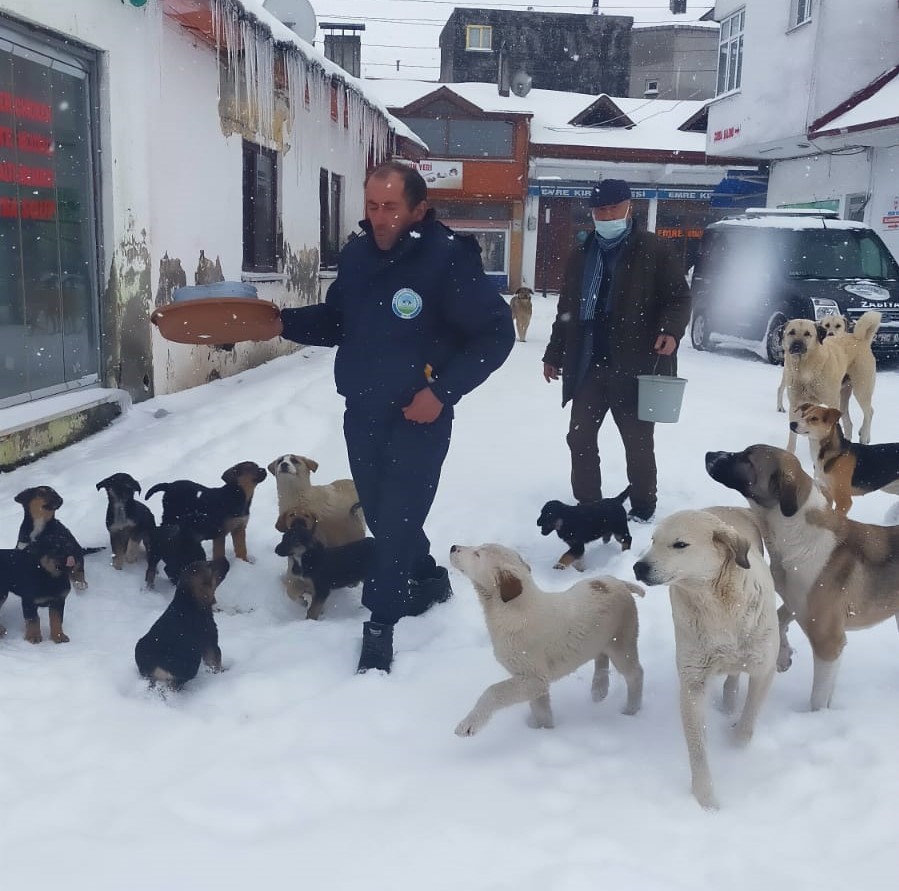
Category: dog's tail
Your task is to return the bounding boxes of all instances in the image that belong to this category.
[853,311,882,344]
[145,483,167,500]
[614,486,631,505]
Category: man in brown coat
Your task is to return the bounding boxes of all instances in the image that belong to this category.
[542,180,692,522]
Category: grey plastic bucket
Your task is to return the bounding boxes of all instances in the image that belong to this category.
[636,362,687,423]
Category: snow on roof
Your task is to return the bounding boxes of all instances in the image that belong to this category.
[811,69,899,135]
[362,79,710,154]
[227,0,424,145]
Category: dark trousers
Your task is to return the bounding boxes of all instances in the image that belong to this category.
[343,407,452,626]
[566,365,656,513]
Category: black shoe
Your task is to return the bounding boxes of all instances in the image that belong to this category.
[627,506,656,525]
[356,621,394,674]
[406,565,453,617]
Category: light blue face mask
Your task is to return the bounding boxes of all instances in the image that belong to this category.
[593,216,629,239]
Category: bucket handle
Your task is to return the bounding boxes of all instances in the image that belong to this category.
[651,352,677,377]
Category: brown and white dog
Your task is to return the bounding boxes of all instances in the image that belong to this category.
[790,402,899,515]
[706,444,899,711]
[509,286,533,343]
[450,543,644,735]
[776,310,880,452]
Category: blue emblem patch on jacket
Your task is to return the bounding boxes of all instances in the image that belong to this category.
[392,288,423,319]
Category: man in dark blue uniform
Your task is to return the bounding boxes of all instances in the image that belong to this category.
[277,161,514,673]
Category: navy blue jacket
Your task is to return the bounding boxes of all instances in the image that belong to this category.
[281,211,514,413]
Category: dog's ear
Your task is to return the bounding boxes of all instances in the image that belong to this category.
[712,526,751,570]
[221,464,240,485]
[772,466,800,518]
[128,476,142,495]
[267,458,280,474]
[496,569,523,603]
[300,457,319,474]
[14,488,32,505]
[823,407,842,427]
[275,510,293,533]
[95,478,110,492]
[815,324,827,344]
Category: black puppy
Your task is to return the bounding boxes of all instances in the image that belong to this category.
[145,461,267,562]
[134,558,229,688]
[275,516,375,619]
[537,486,632,570]
[145,523,207,589]
[0,542,76,643]
[14,486,103,589]
[96,473,157,573]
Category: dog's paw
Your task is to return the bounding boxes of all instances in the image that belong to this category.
[592,676,609,703]
[0,624,6,638]
[692,782,720,811]
[731,724,754,747]
[73,580,88,591]
[52,631,70,644]
[553,561,567,570]
[455,711,487,737]
[776,645,794,673]
[241,554,257,565]
[777,406,785,413]
[525,713,555,730]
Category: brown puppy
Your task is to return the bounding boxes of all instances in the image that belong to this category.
[777,310,880,451]
[819,314,849,338]
[509,286,533,343]
[145,462,267,562]
[791,402,899,514]
[706,444,899,710]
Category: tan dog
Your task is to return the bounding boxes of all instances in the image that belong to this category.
[790,402,899,515]
[706,444,899,712]
[450,543,644,736]
[776,314,848,412]
[776,310,880,452]
[509,286,533,343]
[633,509,778,810]
[268,454,365,545]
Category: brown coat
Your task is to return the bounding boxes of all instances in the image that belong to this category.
[543,230,692,405]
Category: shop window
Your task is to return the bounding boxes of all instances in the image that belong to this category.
[320,169,343,269]
[845,193,867,222]
[242,141,280,273]
[0,22,100,405]
[466,25,492,51]
[716,8,744,96]
[458,229,508,274]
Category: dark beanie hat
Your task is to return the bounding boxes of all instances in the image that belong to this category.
[589,179,632,207]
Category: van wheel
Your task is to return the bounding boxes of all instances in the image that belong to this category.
[765,312,787,365]
[690,312,714,351]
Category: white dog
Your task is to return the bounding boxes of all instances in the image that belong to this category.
[633,509,778,810]
[449,543,644,736]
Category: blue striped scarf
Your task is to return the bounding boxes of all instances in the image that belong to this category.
[579,221,632,321]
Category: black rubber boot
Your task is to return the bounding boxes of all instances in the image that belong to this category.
[356,620,394,674]
[406,565,453,617]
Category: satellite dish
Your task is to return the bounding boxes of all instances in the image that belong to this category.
[511,69,533,98]
[263,0,317,43]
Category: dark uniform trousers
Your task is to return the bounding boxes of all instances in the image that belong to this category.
[344,407,453,625]
[566,365,656,513]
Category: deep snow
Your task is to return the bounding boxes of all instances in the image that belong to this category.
[1,297,898,890]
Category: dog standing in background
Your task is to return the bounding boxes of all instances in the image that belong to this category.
[509,287,534,343]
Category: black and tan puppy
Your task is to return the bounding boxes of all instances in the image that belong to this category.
[790,402,899,515]
[96,473,157,572]
[14,486,103,589]
[145,524,207,588]
[538,487,632,570]
[275,513,375,618]
[0,542,76,643]
[145,461,267,562]
[134,558,229,688]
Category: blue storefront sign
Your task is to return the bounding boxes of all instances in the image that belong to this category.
[529,183,716,201]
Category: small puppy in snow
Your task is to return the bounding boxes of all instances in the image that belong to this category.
[633,509,778,810]
[450,543,644,736]
[509,286,534,342]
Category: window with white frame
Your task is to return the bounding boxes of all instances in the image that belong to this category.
[716,8,745,96]
[466,24,492,51]
[790,0,813,28]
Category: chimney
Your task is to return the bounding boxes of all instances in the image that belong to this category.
[669,1,687,13]
[319,22,365,79]
[497,41,510,97]
[592,0,599,13]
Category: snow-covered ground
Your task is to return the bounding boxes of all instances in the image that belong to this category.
[2,298,898,890]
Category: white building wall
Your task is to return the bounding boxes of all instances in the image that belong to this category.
[870,146,899,260]
[1,1,394,401]
[767,150,871,211]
